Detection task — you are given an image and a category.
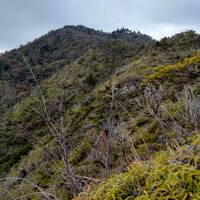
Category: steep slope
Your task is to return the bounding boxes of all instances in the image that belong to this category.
[0,29,200,200]
[0,26,153,177]
[0,26,153,116]
[0,25,107,115]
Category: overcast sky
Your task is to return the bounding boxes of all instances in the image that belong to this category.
[0,0,200,52]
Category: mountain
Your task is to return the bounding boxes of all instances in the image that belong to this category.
[0,26,200,200]
[0,26,152,115]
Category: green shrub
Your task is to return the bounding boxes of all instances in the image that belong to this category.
[144,51,200,83]
[78,141,200,200]
[68,139,93,165]
[12,95,42,125]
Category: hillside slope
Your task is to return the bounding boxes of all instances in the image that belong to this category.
[0,28,200,200]
[0,25,153,177]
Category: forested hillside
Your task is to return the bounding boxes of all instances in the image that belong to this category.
[0,26,199,200]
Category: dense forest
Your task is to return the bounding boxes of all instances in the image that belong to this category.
[0,25,200,199]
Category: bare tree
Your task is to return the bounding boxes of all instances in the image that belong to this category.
[0,177,59,200]
[24,56,82,195]
[184,87,200,131]
[1,56,84,200]
[144,85,167,132]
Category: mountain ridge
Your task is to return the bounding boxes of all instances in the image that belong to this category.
[0,25,199,200]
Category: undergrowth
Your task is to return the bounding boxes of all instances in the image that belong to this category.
[75,134,200,200]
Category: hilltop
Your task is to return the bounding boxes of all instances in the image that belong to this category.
[0,26,199,200]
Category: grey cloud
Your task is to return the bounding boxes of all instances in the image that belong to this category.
[0,0,200,52]
[0,0,62,50]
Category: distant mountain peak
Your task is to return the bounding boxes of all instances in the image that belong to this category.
[110,27,153,44]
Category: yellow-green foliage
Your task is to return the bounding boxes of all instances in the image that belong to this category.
[68,138,93,165]
[83,162,200,200]
[160,100,186,121]
[144,51,200,83]
[43,83,65,101]
[77,135,200,200]
[137,165,200,200]
[12,95,42,124]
